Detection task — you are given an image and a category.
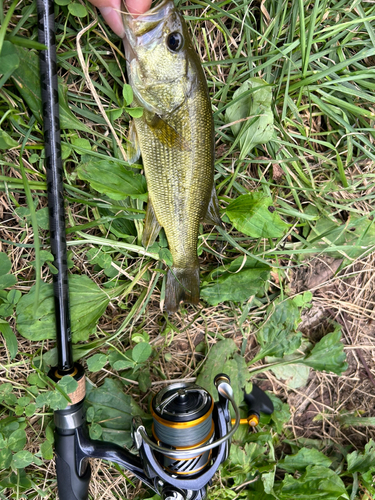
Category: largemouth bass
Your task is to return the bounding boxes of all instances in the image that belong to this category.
[122,0,221,313]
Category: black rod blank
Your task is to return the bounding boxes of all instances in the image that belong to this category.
[37,0,73,373]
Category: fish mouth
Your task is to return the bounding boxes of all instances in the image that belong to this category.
[122,0,174,39]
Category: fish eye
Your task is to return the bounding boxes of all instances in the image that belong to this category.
[166,32,184,52]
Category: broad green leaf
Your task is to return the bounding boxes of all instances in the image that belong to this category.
[87,353,108,372]
[0,435,7,449]
[58,376,78,395]
[262,468,276,495]
[253,297,305,363]
[0,322,18,359]
[132,342,152,363]
[0,417,18,435]
[25,404,36,417]
[225,77,274,158]
[11,45,91,133]
[40,440,53,460]
[36,207,49,230]
[46,425,54,443]
[0,253,12,275]
[27,373,47,389]
[11,450,34,469]
[267,356,310,389]
[0,383,13,396]
[347,439,375,473]
[138,371,151,392]
[17,396,31,408]
[122,84,133,106]
[68,2,87,17]
[31,250,54,269]
[127,107,144,118]
[107,107,123,120]
[301,326,348,375]
[55,0,71,5]
[8,429,27,452]
[308,215,375,261]
[16,275,112,342]
[279,447,332,473]
[266,339,311,389]
[226,192,289,238]
[201,266,269,306]
[77,159,147,201]
[36,390,68,411]
[89,423,103,440]
[71,136,91,151]
[277,465,349,500]
[0,301,14,317]
[7,289,21,305]
[0,273,16,291]
[159,248,173,267]
[85,378,148,434]
[0,448,12,469]
[101,428,134,448]
[86,248,112,269]
[266,393,291,434]
[229,442,267,473]
[196,339,251,409]
[359,469,375,497]
[0,129,18,149]
[339,415,375,427]
[112,359,135,371]
[0,41,19,77]
[0,468,33,490]
[15,201,38,227]
[108,350,134,370]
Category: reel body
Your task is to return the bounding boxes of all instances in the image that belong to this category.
[151,383,215,476]
[53,375,273,500]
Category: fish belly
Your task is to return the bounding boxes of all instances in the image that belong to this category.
[135,89,214,311]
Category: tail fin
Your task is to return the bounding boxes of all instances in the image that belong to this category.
[165,266,200,313]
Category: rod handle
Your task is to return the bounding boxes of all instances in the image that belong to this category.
[55,430,91,500]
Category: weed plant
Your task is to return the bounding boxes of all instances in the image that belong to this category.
[0,0,375,499]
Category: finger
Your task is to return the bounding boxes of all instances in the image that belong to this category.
[99,5,126,37]
[88,0,125,37]
[126,0,152,16]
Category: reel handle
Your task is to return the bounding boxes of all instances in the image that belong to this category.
[244,384,274,425]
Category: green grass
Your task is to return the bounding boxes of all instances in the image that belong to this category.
[1,0,375,498]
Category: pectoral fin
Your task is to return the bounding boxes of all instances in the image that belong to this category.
[127,120,141,165]
[142,199,161,248]
[146,113,191,152]
[202,185,223,226]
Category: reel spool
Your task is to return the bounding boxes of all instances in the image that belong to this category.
[151,383,215,476]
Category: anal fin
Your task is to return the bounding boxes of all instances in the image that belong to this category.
[202,185,223,227]
[142,199,161,248]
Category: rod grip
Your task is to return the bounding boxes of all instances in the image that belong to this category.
[55,430,91,500]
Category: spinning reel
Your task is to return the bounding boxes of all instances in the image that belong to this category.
[54,372,273,500]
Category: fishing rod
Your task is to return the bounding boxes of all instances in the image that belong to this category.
[36,1,274,499]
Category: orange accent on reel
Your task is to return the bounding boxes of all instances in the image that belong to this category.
[231,414,259,427]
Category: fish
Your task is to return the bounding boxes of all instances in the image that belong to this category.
[122,0,221,313]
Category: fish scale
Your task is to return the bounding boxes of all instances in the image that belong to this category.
[135,93,212,269]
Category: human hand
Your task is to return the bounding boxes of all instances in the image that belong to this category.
[88,0,152,38]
